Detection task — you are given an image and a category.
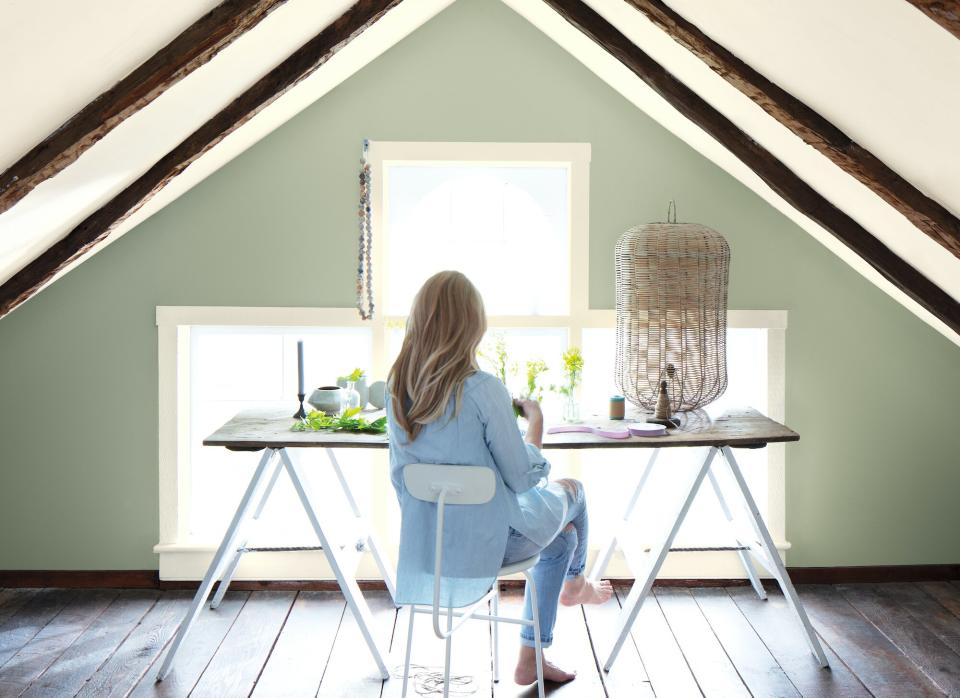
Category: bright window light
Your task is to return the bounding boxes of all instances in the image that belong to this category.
[384,165,569,316]
[168,143,785,580]
[189,326,376,542]
[581,327,768,546]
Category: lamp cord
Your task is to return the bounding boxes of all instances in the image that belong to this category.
[392,664,478,696]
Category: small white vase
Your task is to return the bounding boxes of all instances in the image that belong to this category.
[308,386,342,415]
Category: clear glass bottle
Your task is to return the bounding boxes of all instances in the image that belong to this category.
[564,393,580,422]
[340,380,361,415]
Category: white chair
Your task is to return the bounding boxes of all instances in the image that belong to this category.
[402,463,545,698]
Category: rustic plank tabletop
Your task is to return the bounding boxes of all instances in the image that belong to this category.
[203,407,798,451]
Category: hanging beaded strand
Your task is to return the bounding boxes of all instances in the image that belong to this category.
[356,139,374,320]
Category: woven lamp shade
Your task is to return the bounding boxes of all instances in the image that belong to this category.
[615,219,730,413]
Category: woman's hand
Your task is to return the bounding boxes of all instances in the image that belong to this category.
[513,398,543,423]
[513,398,544,449]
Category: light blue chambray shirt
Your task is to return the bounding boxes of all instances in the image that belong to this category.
[387,370,567,608]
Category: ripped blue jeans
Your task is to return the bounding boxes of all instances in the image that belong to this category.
[501,479,588,648]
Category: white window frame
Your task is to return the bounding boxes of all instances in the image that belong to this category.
[155,141,788,580]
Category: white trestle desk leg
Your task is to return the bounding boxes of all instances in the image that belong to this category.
[604,447,717,672]
[210,456,283,610]
[281,448,391,679]
[706,467,767,600]
[156,448,278,682]
[589,448,660,582]
[720,446,830,668]
[326,448,398,603]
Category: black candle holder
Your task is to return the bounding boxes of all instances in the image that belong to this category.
[293,392,307,420]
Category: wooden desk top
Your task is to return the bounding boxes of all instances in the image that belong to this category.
[204,407,798,451]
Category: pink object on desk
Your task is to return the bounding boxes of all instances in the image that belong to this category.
[546,424,631,439]
[545,424,592,434]
[628,422,668,437]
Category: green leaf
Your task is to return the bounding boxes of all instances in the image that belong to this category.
[338,368,365,382]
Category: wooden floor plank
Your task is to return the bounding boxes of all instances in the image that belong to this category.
[0,590,117,692]
[691,587,801,697]
[390,598,493,698]
[20,590,159,698]
[920,581,960,619]
[0,592,37,625]
[190,590,295,698]
[490,588,604,698]
[549,599,606,696]
[838,583,960,695]
[655,587,750,697]
[727,586,868,698]
[251,591,345,698]
[618,586,702,697]
[4,582,959,698]
[316,590,396,698]
[878,583,960,656]
[798,584,942,697]
[581,589,654,698]
[75,591,193,698]
[0,590,77,670]
[127,591,248,698]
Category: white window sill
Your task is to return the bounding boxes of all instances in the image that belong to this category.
[154,540,791,582]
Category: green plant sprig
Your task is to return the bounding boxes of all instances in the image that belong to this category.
[338,368,365,382]
[524,359,548,402]
[478,334,513,385]
[292,407,386,434]
[550,347,583,397]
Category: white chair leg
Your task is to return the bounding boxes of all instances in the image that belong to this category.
[524,570,546,698]
[491,585,500,683]
[402,606,416,698]
[443,607,453,698]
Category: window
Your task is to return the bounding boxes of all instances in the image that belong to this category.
[188,326,375,544]
[157,142,787,581]
[384,164,570,315]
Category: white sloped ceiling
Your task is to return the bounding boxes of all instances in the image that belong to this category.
[0,0,957,348]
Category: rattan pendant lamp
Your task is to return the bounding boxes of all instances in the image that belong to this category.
[615,202,730,419]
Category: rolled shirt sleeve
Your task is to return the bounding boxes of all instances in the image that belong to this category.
[470,374,551,494]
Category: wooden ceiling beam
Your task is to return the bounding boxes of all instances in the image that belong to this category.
[624,0,960,260]
[0,0,289,214]
[0,0,403,319]
[542,0,960,336]
[906,0,960,40]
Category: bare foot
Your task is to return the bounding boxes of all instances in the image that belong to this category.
[559,575,614,606]
[514,647,576,685]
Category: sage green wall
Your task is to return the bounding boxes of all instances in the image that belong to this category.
[1,0,957,570]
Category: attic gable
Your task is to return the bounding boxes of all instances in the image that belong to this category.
[0,0,957,347]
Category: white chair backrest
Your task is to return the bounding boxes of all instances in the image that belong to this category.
[403,463,495,505]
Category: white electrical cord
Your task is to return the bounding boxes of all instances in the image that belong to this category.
[392,664,477,696]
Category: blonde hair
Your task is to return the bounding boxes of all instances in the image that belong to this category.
[389,271,487,440]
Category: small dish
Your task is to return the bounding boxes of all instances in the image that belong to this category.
[627,422,667,437]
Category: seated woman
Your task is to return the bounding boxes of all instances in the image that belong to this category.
[386,270,612,686]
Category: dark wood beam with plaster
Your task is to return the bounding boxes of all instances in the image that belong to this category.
[0,0,289,214]
[0,0,403,319]
[543,0,960,337]
[624,0,960,261]
[906,0,960,41]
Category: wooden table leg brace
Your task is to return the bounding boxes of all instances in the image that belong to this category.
[156,446,396,682]
[590,445,829,672]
